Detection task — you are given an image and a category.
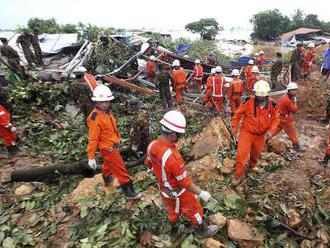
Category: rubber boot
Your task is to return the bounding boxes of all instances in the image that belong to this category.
[121,181,142,200]
[321,154,330,166]
[193,222,219,237]
[7,145,18,155]
[293,143,300,151]
[170,222,185,242]
[102,175,114,186]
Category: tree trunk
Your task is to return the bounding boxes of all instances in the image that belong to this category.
[11,154,146,183]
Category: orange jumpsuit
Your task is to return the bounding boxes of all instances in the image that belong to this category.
[304,48,315,76]
[246,74,259,95]
[257,54,265,70]
[145,138,204,225]
[228,77,243,115]
[172,68,187,104]
[245,65,253,93]
[193,64,203,93]
[273,95,298,145]
[87,108,131,185]
[146,60,157,83]
[0,105,17,147]
[326,136,330,156]
[204,74,226,111]
[231,96,280,179]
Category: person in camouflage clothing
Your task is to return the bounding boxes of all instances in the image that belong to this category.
[290,43,304,81]
[129,109,151,153]
[30,28,44,67]
[270,52,283,90]
[156,64,172,109]
[0,38,28,79]
[16,29,36,68]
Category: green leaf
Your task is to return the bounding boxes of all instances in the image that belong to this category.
[0,231,5,243]
[224,195,242,210]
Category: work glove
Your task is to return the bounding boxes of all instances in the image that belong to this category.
[10,126,17,133]
[88,159,97,170]
[199,190,212,202]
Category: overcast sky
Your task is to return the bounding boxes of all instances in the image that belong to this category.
[1,0,329,31]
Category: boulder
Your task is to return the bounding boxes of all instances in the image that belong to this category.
[184,117,232,159]
[220,158,235,175]
[227,219,264,248]
[267,138,287,154]
[209,213,227,228]
[205,238,226,248]
[15,184,33,196]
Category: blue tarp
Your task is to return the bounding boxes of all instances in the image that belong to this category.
[175,44,191,54]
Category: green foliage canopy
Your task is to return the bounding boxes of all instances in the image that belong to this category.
[185,18,222,40]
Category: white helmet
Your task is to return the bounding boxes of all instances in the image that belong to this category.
[172,59,180,67]
[308,43,315,48]
[231,69,240,76]
[287,82,298,91]
[215,66,222,73]
[254,80,270,97]
[160,110,186,133]
[259,50,264,54]
[248,59,254,65]
[252,66,259,73]
[184,55,189,58]
[92,85,114,101]
[211,68,216,74]
[195,59,201,64]
[150,55,156,61]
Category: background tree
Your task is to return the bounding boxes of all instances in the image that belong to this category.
[185,18,222,40]
[250,9,291,41]
[290,9,305,30]
[27,18,61,33]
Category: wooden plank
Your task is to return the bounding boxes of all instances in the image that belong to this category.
[103,75,155,96]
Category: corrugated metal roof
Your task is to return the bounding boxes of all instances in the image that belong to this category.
[281,28,321,41]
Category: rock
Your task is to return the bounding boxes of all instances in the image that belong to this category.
[288,209,302,228]
[205,238,226,248]
[209,213,227,228]
[184,117,232,159]
[68,174,119,203]
[220,158,235,175]
[15,184,33,196]
[140,231,153,246]
[186,155,219,187]
[2,237,16,248]
[227,219,264,248]
[267,138,287,154]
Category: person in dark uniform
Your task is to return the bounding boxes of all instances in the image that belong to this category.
[290,44,304,81]
[270,52,283,90]
[30,28,44,67]
[16,29,36,68]
[156,64,172,109]
[0,38,28,79]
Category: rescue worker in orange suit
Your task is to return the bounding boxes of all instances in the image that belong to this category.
[0,104,18,155]
[204,66,226,112]
[145,110,219,240]
[228,69,243,116]
[193,59,204,93]
[321,126,330,166]
[245,66,260,95]
[231,80,280,186]
[171,60,186,105]
[146,55,157,83]
[273,82,300,151]
[87,85,142,200]
[245,60,254,94]
[304,43,316,79]
[257,50,265,70]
